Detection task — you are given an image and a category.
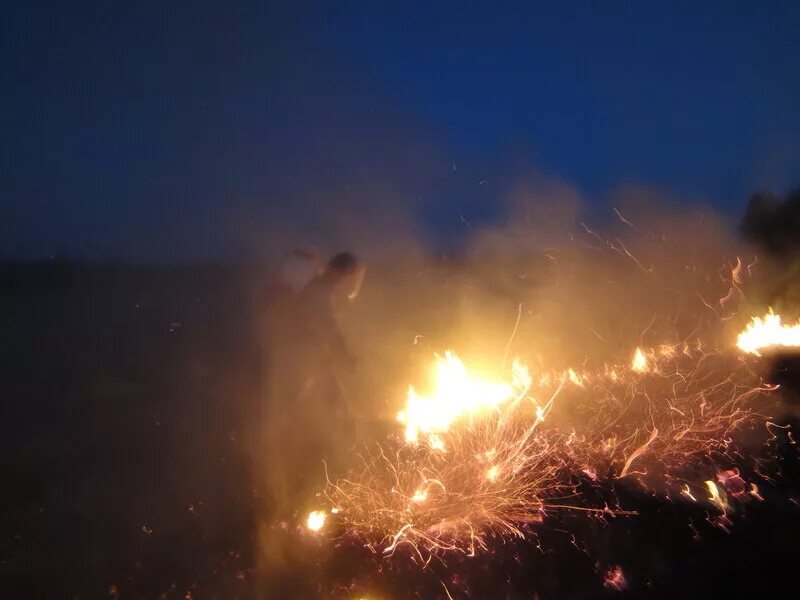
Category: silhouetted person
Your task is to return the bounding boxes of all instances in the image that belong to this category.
[289,251,365,497]
[257,251,365,595]
[293,252,363,397]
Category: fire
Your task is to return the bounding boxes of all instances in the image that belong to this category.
[396,352,530,446]
[631,347,648,372]
[567,368,584,386]
[705,481,728,512]
[299,230,790,592]
[737,309,800,355]
[309,243,784,562]
[411,490,428,503]
[306,510,327,532]
[324,351,573,556]
[321,338,771,557]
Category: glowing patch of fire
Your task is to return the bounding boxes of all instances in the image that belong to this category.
[321,333,774,558]
[631,347,648,373]
[397,352,530,446]
[306,510,326,532]
[737,310,800,355]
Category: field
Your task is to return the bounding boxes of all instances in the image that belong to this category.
[2,260,799,599]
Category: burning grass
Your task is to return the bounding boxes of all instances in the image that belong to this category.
[316,338,775,559]
[297,221,796,585]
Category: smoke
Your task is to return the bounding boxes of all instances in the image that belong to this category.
[255,170,794,591]
[741,188,800,258]
[395,181,744,368]
[258,174,766,440]
[739,188,800,312]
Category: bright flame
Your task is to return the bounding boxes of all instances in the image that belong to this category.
[631,347,648,373]
[567,368,583,386]
[411,489,428,503]
[705,480,728,512]
[397,352,529,446]
[737,309,800,355]
[322,337,774,559]
[306,510,326,532]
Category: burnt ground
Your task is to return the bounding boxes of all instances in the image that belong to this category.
[2,261,800,599]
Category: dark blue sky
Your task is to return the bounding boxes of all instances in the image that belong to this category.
[2,1,799,261]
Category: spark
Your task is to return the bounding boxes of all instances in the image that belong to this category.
[681,485,697,502]
[612,207,638,230]
[731,256,743,284]
[749,483,764,502]
[618,428,658,478]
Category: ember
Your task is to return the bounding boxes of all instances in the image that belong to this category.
[603,565,627,591]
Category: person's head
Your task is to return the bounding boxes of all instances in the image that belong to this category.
[323,251,365,299]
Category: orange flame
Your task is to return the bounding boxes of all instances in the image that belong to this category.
[397,352,530,447]
[306,510,327,532]
[737,309,800,355]
[631,347,648,373]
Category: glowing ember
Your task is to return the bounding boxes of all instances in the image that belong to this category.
[603,565,627,591]
[705,481,728,512]
[631,347,648,373]
[306,510,327,532]
[737,309,800,355]
[397,352,530,446]
[681,484,697,502]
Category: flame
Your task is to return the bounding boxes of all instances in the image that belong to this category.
[705,480,728,512]
[631,347,648,373]
[411,489,428,503]
[310,239,782,563]
[737,309,800,355]
[322,342,770,558]
[397,352,530,446]
[306,510,327,532]
[567,368,584,386]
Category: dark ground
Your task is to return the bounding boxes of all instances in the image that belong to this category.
[1,262,261,599]
[2,261,800,599]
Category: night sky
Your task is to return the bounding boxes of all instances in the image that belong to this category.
[3,1,799,261]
